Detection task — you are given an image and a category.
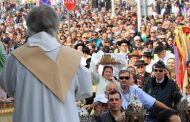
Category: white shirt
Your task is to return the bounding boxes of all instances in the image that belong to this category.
[118,51,130,67]
[172,5,180,16]
[120,86,156,110]
[155,51,175,65]
[146,59,155,73]
[89,59,119,95]
[81,55,91,66]
[156,77,165,84]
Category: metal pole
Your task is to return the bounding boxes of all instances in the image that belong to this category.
[137,0,141,31]
[143,0,147,24]
[111,0,114,17]
[67,10,70,35]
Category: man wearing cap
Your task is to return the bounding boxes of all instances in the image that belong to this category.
[89,94,108,121]
[134,60,151,88]
[117,39,132,66]
[142,51,155,73]
[83,83,118,120]
[128,50,142,66]
[117,39,132,56]
[133,36,142,49]
[154,45,175,65]
[74,43,85,52]
[144,60,182,122]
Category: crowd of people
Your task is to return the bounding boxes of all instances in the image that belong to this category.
[0,0,190,122]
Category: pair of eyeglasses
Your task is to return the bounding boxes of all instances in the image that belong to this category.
[119,76,130,80]
[151,32,156,33]
[154,69,164,72]
[160,38,166,40]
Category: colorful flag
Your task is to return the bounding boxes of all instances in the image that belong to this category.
[174,26,190,95]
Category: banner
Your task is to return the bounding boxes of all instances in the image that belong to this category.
[174,26,190,95]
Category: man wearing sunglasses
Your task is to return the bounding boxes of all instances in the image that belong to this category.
[144,60,182,122]
[118,70,170,113]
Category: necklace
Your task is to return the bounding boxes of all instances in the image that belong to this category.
[121,91,131,103]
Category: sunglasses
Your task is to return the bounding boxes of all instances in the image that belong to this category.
[151,32,156,33]
[119,76,130,80]
[154,69,164,72]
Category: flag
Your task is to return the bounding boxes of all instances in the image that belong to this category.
[174,26,190,95]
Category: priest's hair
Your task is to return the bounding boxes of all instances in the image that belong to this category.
[26,5,59,37]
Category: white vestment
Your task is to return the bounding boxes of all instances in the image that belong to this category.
[0,32,92,122]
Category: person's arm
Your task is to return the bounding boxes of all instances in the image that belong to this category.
[89,61,99,84]
[0,54,17,97]
[137,87,169,110]
[75,66,92,100]
[153,100,170,110]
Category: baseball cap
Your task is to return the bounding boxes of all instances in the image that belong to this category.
[93,94,108,104]
[134,36,141,41]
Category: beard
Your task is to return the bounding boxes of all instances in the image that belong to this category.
[121,85,128,91]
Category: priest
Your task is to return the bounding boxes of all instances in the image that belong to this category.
[0,5,92,122]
